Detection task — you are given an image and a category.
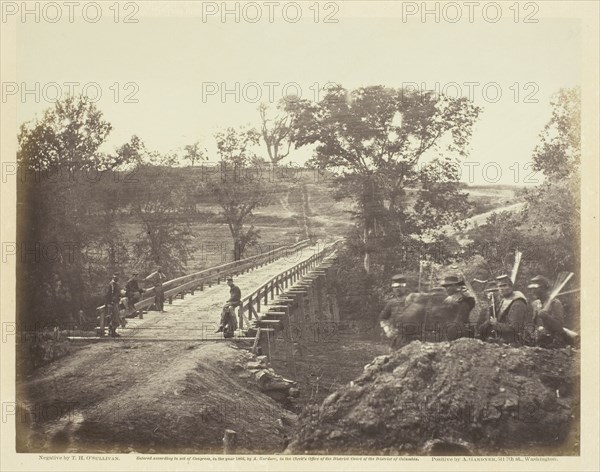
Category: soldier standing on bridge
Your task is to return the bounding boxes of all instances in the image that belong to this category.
[105,273,121,338]
[145,265,167,312]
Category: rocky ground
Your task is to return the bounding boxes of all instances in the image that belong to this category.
[286,338,579,456]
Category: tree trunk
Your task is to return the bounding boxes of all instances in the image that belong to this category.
[231,227,242,261]
[363,225,370,273]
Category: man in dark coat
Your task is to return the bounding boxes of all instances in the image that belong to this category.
[216,277,241,337]
[528,275,569,347]
[439,274,476,341]
[125,272,145,317]
[379,274,426,349]
[379,274,410,339]
[479,274,528,344]
[105,273,121,337]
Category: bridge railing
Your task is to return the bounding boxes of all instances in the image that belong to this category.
[95,239,312,335]
[238,239,343,329]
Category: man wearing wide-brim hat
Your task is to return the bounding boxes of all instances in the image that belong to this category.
[379,274,410,342]
[528,275,568,347]
[439,274,476,340]
[479,274,528,344]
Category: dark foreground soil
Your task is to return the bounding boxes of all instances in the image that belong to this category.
[286,338,579,456]
[16,341,296,454]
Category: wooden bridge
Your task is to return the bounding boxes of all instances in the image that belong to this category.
[86,239,343,351]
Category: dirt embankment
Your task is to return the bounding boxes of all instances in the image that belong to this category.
[17,342,297,454]
[286,338,579,456]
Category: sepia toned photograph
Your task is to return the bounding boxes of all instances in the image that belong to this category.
[1,1,598,470]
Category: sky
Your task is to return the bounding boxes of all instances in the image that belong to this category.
[14,4,581,185]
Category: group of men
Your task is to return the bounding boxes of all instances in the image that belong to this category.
[105,269,242,338]
[104,266,166,337]
[379,272,571,350]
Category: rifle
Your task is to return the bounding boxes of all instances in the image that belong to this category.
[472,278,498,320]
[544,272,578,341]
[510,249,522,285]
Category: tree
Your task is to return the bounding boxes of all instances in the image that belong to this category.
[258,101,294,165]
[287,84,480,272]
[17,96,113,172]
[524,87,581,273]
[466,87,581,278]
[183,141,207,167]
[210,127,272,260]
[214,126,260,166]
[128,162,196,277]
[17,96,117,325]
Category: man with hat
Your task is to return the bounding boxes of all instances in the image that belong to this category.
[105,273,121,337]
[439,274,476,340]
[528,275,568,347]
[216,277,242,337]
[379,274,412,345]
[479,274,528,344]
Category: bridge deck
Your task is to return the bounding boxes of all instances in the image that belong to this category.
[115,246,319,341]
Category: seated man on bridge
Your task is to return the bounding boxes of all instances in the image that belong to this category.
[215,277,242,337]
[124,271,145,317]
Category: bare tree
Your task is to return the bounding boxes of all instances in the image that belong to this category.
[259,102,294,165]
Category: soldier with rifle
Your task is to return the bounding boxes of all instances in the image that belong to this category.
[479,274,528,345]
[528,275,570,348]
[439,274,476,340]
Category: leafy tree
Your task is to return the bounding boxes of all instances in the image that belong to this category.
[214,126,260,167]
[17,96,117,325]
[183,141,207,167]
[467,87,580,280]
[128,163,196,277]
[209,127,273,260]
[287,84,480,272]
[524,87,580,274]
[17,96,113,172]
